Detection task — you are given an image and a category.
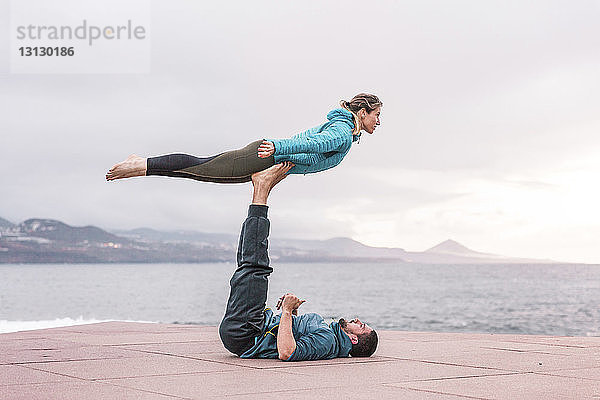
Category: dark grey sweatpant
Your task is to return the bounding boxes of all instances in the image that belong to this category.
[219,205,272,356]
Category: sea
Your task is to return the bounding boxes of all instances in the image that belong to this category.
[1,263,599,336]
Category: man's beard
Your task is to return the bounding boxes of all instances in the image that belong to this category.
[338,318,347,329]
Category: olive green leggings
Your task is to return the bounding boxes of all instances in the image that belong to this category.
[146,140,275,183]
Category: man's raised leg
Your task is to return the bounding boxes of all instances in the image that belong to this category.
[219,162,293,355]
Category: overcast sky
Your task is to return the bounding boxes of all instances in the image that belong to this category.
[1,0,599,263]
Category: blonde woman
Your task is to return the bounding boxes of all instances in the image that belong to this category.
[106,93,382,183]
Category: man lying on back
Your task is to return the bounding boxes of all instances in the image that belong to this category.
[218,162,378,361]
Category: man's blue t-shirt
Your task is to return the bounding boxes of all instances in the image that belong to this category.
[240,309,353,361]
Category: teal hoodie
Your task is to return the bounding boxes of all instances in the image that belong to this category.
[240,309,353,361]
[269,108,359,175]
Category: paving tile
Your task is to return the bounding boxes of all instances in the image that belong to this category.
[382,331,600,348]
[54,322,216,335]
[217,384,478,399]
[0,322,157,339]
[49,331,218,346]
[1,344,142,365]
[392,372,600,400]
[161,324,217,332]
[102,369,330,398]
[0,365,74,386]
[24,353,239,380]
[0,332,47,340]
[501,335,600,348]
[378,338,488,359]
[31,321,166,334]
[387,345,600,373]
[0,338,83,352]
[272,359,511,385]
[378,337,597,359]
[536,367,600,381]
[475,341,600,357]
[195,352,395,369]
[0,327,65,338]
[114,340,226,357]
[0,381,183,400]
[380,331,507,342]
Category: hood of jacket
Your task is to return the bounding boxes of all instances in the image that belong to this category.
[327,108,361,142]
[327,108,354,124]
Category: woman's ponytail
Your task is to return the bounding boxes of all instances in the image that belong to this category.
[340,99,362,135]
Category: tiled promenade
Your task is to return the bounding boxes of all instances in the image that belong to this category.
[1,322,599,399]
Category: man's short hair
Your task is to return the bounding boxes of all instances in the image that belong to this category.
[349,330,378,357]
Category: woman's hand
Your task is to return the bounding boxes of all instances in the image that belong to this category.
[258,140,275,158]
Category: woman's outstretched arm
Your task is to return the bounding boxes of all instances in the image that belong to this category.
[269,122,351,156]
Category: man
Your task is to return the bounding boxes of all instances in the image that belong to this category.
[219,162,378,361]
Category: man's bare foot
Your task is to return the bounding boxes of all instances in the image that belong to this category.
[105,155,147,181]
[251,162,294,205]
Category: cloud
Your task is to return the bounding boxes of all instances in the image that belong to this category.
[1,0,600,263]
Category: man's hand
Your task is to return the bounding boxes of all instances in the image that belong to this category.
[257,140,275,158]
[277,293,305,316]
[276,293,304,360]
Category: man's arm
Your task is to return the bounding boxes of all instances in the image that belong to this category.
[277,293,305,360]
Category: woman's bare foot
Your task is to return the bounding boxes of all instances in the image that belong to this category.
[105,155,147,181]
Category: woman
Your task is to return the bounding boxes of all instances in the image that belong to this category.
[105,93,382,183]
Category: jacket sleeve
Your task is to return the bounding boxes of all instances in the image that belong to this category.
[284,328,337,361]
[284,153,327,166]
[271,123,349,156]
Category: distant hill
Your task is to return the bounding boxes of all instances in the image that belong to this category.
[0,217,561,264]
[0,219,227,264]
[0,217,15,229]
[272,237,408,260]
[18,219,129,244]
[426,239,479,255]
[113,227,236,246]
[403,238,555,264]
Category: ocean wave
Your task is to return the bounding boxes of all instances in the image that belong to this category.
[0,317,157,334]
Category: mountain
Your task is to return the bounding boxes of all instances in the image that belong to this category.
[425,239,479,255]
[113,230,409,261]
[18,219,129,244]
[0,217,560,264]
[272,237,408,261]
[402,238,554,264]
[0,219,229,264]
[112,227,236,246]
[0,217,15,229]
